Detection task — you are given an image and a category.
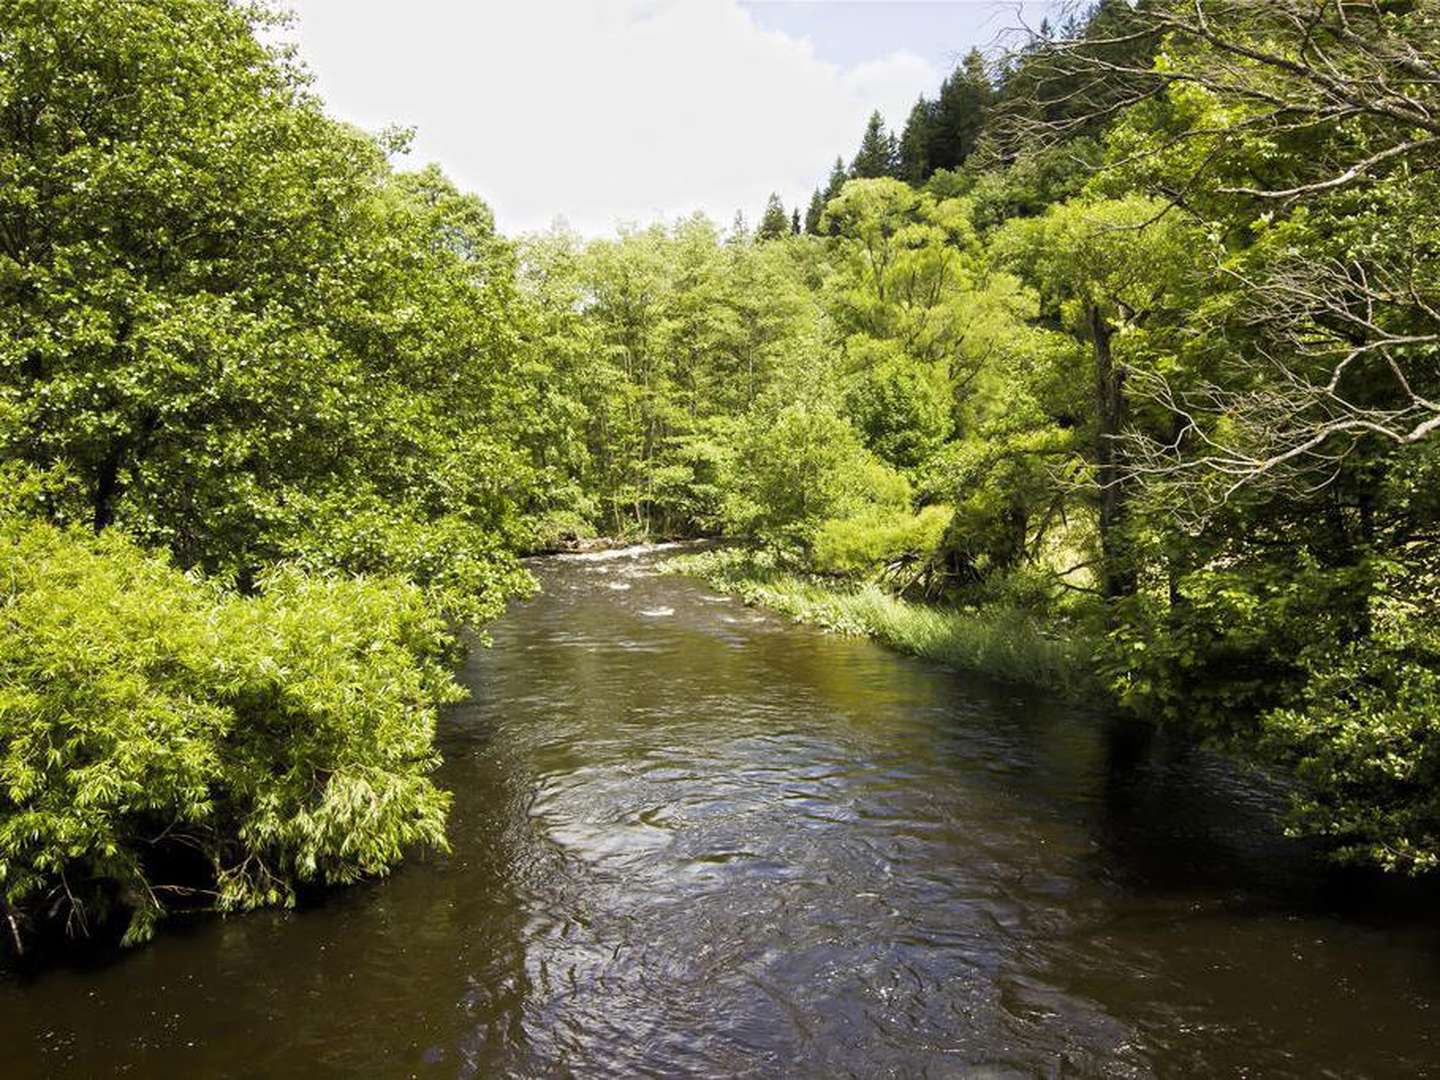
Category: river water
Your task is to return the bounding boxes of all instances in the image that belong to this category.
[5,547,1440,1077]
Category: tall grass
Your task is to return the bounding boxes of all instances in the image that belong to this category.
[667,548,1099,697]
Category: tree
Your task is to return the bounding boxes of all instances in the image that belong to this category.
[727,209,750,245]
[1045,0,1440,491]
[820,178,980,357]
[0,0,531,618]
[791,208,802,235]
[850,110,900,179]
[995,196,1201,601]
[927,49,991,172]
[756,193,789,241]
[728,405,907,549]
[0,0,543,948]
[804,188,826,234]
[898,97,935,183]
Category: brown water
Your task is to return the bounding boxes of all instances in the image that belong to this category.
[5,546,1440,1077]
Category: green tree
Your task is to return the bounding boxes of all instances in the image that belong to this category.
[995,196,1201,601]
[757,193,789,241]
[728,406,908,549]
[898,97,935,183]
[927,49,990,172]
[804,188,826,234]
[850,110,899,179]
[0,0,531,618]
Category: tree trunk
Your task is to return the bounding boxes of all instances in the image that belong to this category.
[1090,304,1135,602]
[92,441,125,533]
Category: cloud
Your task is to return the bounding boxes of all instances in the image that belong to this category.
[283,0,941,236]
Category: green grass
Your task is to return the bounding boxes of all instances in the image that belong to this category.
[666,547,1100,697]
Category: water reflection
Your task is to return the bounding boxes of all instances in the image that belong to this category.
[3,547,1440,1077]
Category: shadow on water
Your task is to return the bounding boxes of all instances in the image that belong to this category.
[4,545,1440,1078]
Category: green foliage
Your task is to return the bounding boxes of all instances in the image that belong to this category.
[0,0,543,949]
[757,193,789,242]
[0,0,534,606]
[811,505,952,576]
[804,188,826,235]
[925,49,991,174]
[1262,602,1440,874]
[842,339,951,469]
[0,516,458,945]
[9,0,1440,946]
[727,406,909,549]
[849,110,900,179]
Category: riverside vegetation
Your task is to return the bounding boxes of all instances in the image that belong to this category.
[3,0,1440,951]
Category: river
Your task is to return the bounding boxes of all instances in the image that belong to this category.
[4,546,1440,1077]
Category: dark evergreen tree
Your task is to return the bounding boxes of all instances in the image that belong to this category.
[814,157,850,235]
[804,188,825,234]
[850,110,899,179]
[756,193,788,242]
[898,96,935,183]
[927,49,991,172]
[790,208,801,234]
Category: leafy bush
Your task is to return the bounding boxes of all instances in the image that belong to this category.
[726,406,910,549]
[1262,613,1440,874]
[0,517,460,947]
[528,508,599,552]
[281,493,533,626]
[841,339,951,469]
[811,504,953,575]
[1267,613,1440,875]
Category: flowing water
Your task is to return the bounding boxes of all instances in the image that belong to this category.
[5,547,1440,1077]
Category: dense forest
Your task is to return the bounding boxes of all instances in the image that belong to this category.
[3,0,1440,952]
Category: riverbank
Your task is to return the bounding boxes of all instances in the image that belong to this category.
[664,546,1100,698]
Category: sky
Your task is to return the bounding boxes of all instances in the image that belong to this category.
[281,1,1060,237]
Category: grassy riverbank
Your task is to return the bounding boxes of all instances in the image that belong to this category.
[666,548,1099,698]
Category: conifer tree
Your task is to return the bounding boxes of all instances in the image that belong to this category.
[790,208,801,235]
[756,193,788,241]
[927,49,991,172]
[813,157,850,236]
[804,188,825,234]
[898,97,934,183]
[849,110,899,179]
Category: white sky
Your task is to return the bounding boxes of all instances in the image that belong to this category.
[281,1,1054,237]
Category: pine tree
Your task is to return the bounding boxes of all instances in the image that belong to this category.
[756,193,788,241]
[898,96,934,184]
[823,156,847,201]
[928,49,991,172]
[790,208,801,235]
[804,188,825,234]
[850,110,899,179]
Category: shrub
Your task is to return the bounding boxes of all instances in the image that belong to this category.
[0,517,460,948]
[727,406,910,549]
[1261,603,1440,874]
[841,341,951,469]
[811,504,953,576]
